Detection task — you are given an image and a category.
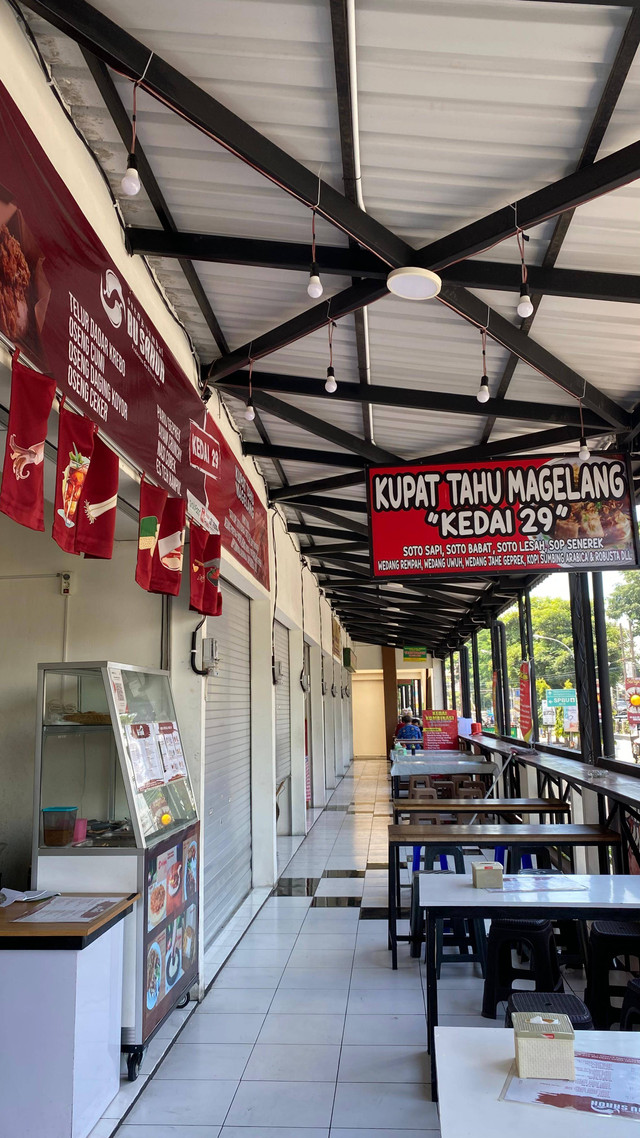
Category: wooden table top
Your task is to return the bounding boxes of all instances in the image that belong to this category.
[393,797,571,814]
[388,822,620,844]
[0,892,138,941]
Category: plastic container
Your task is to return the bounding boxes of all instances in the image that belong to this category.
[72,817,88,843]
[42,807,77,847]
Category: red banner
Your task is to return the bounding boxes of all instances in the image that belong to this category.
[76,435,120,559]
[189,525,221,616]
[52,403,96,553]
[368,455,638,579]
[422,709,458,750]
[0,81,269,589]
[519,660,533,742]
[626,678,640,728]
[0,352,55,530]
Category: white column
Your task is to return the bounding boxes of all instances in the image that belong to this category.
[250,598,277,886]
[309,645,326,806]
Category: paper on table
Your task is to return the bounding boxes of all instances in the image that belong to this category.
[501,1052,640,1121]
[16,895,122,922]
[486,876,589,893]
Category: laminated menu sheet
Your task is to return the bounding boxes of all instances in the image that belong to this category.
[501,1051,640,1121]
[16,895,122,922]
[486,875,589,893]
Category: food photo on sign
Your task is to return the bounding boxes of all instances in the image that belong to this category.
[368,454,639,579]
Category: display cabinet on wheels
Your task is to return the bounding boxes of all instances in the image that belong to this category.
[32,661,200,1080]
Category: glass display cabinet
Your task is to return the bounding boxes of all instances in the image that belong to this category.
[32,662,200,1079]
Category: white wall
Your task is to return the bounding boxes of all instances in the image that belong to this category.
[352,673,386,757]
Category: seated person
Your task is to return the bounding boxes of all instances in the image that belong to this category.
[396,713,422,741]
[396,706,413,732]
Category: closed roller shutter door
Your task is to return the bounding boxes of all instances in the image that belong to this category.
[203,580,252,948]
[323,651,335,787]
[274,621,291,784]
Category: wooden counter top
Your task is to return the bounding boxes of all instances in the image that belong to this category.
[0,892,138,949]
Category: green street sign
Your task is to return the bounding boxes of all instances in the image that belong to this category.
[546,688,577,708]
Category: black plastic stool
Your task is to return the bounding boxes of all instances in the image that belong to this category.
[505,990,593,1029]
[584,921,640,1029]
[481,919,563,1019]
[409,847,486,976]
[621,977,640,1030]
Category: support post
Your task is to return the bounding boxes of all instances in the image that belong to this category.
[382,645,398,755]
[524,587,540,742]
[569,573,599,764]
[491,621,505,736]
[498,620,511,737]
[449,652,456,710]
[592,572,616,759]
[471,632,482,724]
[441,657,448,708]
[460,645,472,719]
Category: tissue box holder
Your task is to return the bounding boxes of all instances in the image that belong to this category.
[471,861,503,888]
[513,1011,575,1080]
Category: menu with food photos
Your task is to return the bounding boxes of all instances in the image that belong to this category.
[143,822,199,1038]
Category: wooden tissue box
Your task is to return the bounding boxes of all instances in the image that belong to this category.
[512,1011,575,1080]
[471,861,503,888]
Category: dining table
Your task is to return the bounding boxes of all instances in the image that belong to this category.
[418,872,640,1099]
[387,822,623,968]
[392,797,572,823]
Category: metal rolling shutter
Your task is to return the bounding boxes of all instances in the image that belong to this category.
[323,651,335,786]
[274,621,291,784]
[203,580,252,948]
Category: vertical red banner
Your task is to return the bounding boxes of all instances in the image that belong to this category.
[519,660,533,743]
[422,709,458,750]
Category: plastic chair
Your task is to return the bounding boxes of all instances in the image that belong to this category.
[584,921,640,1028]
[410,846,487,976]
[505,991,593,1029]
[620,977,640,1030]
[409,776,431,796]
[481,919,563,1019]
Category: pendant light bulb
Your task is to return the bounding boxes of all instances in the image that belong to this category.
[517,284,534,319]
[476,374,490,404]
[307,262,323,299]
[244,400,256,422]
[325,365,337,394]
[578,436,590,462]
[121,153,141,196]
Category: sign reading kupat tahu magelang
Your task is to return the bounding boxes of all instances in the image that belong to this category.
[368,454,639,579]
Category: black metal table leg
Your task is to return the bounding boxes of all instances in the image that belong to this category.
[388,841,398,968]
[425,909,438,1100]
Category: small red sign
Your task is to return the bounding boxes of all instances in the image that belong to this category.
[626,678,640,728]
[422,709,458,750]
[519,660,532,742]
[189,421,221,480]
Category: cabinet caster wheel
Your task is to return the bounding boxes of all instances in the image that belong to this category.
[127,1049,144,1082]
[176,991,190,1010]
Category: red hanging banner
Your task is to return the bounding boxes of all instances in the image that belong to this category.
[136,479,168,590]
[0,352,55,530]
[190,526,221,616]
[52,403,96,553]
[519,660,533,742]
[422,709,458,750]
[75,434,120,559]
[148,496,186,596]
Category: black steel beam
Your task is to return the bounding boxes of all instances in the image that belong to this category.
[288,523,363,540]
[300,541,369,555]
[21,0,411,268]
[291,502,369,536]
[271,471,368,501]
[243,443,365,469]
[416,138,640,272]
[208,280,387,381]
[220,371,607,428]
[221,388,399,464]
[127,228,640,304]
[439,285,630,429]
[279,494,366,514]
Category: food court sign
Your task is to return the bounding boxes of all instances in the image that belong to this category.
[367,455,639,579]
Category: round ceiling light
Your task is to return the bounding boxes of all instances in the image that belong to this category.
[387,266,442,300]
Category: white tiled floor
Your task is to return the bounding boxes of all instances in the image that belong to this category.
[90,755,595,1137]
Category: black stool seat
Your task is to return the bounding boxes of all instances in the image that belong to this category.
[482,918,562,1020]
[585,921,640,1029]
[505,991,593,1029]
[621,977,640,1031]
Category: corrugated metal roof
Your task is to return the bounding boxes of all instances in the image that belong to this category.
[21,0,640,648]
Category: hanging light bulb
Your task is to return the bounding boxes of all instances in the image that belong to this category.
[476,329,490,403]
[121,153,141,196]
[244,400,256,422]
[515,228,534,318]
[517,284,534,319]
[477,375,490,403]
[578,436,590,462]
[243,357,256,421]
[325,365,337,394]
[307,261,323,299]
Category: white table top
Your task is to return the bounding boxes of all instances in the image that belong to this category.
[419,872,640,911]
[390,757,498,777]
[436,1027,640,1137]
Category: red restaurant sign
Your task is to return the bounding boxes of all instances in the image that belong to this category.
[519,660,533,743]
[422,709,458,750]
[368,455,638,579]
[0,81,269,588]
